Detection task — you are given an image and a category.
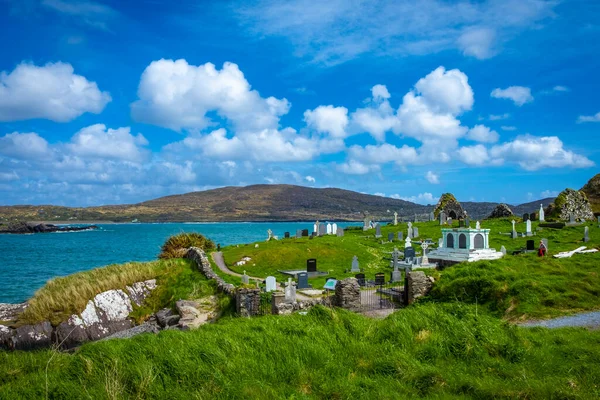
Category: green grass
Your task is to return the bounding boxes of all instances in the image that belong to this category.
[219,219,600,319]
[2,304,600,399]
[17,258,221,327]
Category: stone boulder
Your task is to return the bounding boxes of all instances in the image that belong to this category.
[155,308,180,328]
[176,296,219,330]
[488,203,514,219]
[126,280,157,306]
[0,302,27,321]
[581,173,600,214]
[545,188,594,221]
[12,322,53,350]
[407,271,433,304]
[333,278,361,312]
[433,193,465,220]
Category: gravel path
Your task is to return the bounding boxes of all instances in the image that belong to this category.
[519,311,600,329]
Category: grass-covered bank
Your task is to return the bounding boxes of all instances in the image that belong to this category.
[16,258,224,327]
[2,304,600,399]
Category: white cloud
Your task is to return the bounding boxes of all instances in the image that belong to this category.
[305,175,315,183]
[466,124,499,143]
[552,85,569,92]
[501,125,517,131]
[489,113,510,120]
[540,190,558,198]
[0,132,50,160]
[371,84,391,100]
[0,62,111,122]
[304,105,349,137]
[490,86,533,106]
[458,144,490,166]
[42,0,117,31]
[348,143,418,166]
[425,171,439,184]
[350,85,399,141]
[374,192,386,197]
[234,0,556,65]
[393,192,439,205]
[577,112,600,123]
[457,27,497,59]
[337,160,379,175]
[413,67,474,115]
[490,136,594,170]
[67,124,149,163]
[131,59,290,132]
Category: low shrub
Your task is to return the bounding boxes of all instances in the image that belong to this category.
[158,232,215,259]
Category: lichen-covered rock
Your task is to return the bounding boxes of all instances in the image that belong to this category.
[546,188,594,221]
[581,173,600,214]
[54,315,89,349]
[102,321,160,340]
[407,271,433,304]
[94,289,133,322]
[488,203,513,219]
[0,302,27,321]
[87,320,133,341]
[0,324,14,349]
[80,300,100,326]
[12,322,53,350]
[126,279,157,306]
[433,193,465,219]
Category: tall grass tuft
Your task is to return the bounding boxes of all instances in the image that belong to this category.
[158,232,215,259]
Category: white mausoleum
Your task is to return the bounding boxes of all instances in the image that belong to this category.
[427,228,504,263]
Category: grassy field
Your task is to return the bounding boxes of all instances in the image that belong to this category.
[2,304,600,399]
[15,258,221,327]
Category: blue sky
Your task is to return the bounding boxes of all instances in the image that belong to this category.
[0,0,599,207]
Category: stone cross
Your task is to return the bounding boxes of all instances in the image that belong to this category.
[363,213,370,231]
[314,220,319,234]
[392,248,400,271]
[267,229,273,240]
[511,220,517,239]
[284,278,296,303]
[241,271,249,285]
[420,241,430,265]
[393,211,398,226]
[539,204,545,222]
[475,221,480,229]
[405,236,412,249]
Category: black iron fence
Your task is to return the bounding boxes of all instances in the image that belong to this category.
[359,281,404,312]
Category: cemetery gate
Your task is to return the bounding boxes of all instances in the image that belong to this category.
[357,273,404,311]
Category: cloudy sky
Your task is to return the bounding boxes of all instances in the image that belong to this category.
[0,0,599,206]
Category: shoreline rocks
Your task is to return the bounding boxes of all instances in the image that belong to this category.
[0,222,98,234]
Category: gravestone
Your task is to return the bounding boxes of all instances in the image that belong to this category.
[447,217,453,225]
[530,212,537,221]
[465,217,470,228]
[363,214,371,231]
[307,259,317,273]
[438,238,443,247]
[351,255,360,272]
[500,245,506,255]
[429,212,435,222]
[526,240,535,251]
[541,238,549,251]
[284,278,296,303]
[388,232,394,242]
[374,273,386,286]
[297,272,311,289]
[319,223,327,236]
[397,231,403,241]
[313,221,318,234]
[511,220,517,239]
[526,220,532,236]
[570,214,575,224]
[337,228,344,237]
[302,229,309,237]
[326,223,332,235]
[241,271,250,285]
[393,211,398,226]
[476,221,481,230]
[375,224,382,238]
[539,204,545,222]
[332,223,338,235]
[296,229,303,239]
[584,226,590,243]
[439,212,446,225]
[404,247,416,261]
[284,232,290,239]
[523,213,529,221]
[390,270,402,283]
[413,227,419,238]
[355,273,366,286]
[265,276,277,292]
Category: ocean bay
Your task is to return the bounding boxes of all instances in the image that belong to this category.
[0,222,357,303]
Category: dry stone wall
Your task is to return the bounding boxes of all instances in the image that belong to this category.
[185,247,235,295]
[407,272,433,304]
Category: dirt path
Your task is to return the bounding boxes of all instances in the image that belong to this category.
[519,311,600,329]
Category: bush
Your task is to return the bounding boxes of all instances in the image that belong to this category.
[159,232,215,259]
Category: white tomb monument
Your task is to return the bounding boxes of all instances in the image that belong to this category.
[332,223,338,235]
[526,220,532,236]
[427,226,504,263]
[539,204,545,222]
[326,223,332,235]
[265,276,277,292]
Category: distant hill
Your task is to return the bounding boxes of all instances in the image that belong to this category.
[0,185,430,223]
[0,184,557,223]
[581,173,600,214]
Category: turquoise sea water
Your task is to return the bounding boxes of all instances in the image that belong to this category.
[0,222,358,303]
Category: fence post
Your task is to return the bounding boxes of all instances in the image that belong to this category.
[333,278,361,311]
[271,292,286,315]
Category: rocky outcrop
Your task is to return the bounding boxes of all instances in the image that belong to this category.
[185,247,235,295]
[545,188,594,221]
[407,271,434,304]
[433,193,465,220]
[0,302,27,321]
[0,279,156,350]
[0,222,98,234]
[581,173,600,214]
[488,203,513,219]
[333,278,361,312]
[176,296,219,329]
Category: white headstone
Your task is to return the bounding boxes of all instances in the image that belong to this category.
[526,220,532,235]
[438,238,444,247]
[284,278,296,303]
[539,204,545,222]
[351,255,360,272]
[241,271,249,285]
[405,236,412,249]
[265,276,276,292]
[475,221,481,229]
[393,212,398,226]
[407,226,413,239]
[413,227,419,238]
[326,223,332,235]
[332,223,338,235]
[313,222,318,233]
[511,220,516,230]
